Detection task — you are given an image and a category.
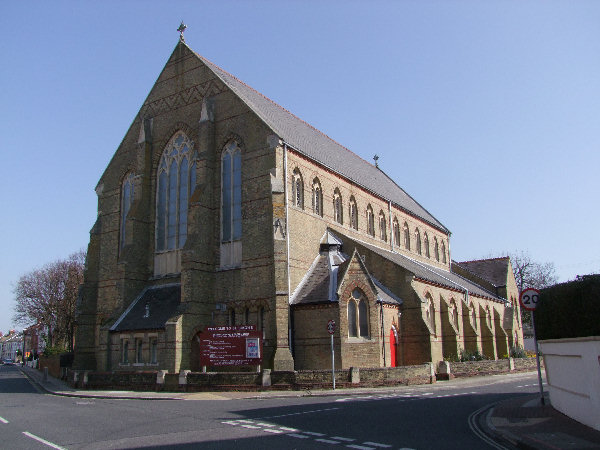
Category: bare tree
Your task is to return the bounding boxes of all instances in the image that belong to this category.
[510,251,557,325]
[13,250,85,351]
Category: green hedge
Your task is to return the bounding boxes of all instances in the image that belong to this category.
[536,275,600,340]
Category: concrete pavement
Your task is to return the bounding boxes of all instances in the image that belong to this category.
[17,365,600,449]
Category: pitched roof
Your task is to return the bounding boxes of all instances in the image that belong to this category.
[110,284,181,332]
[291,240,402,306]
[454,258,510,288]
[341,234,503,302]
[186,43,448,234]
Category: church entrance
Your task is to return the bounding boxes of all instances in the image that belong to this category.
[390,327,397,367]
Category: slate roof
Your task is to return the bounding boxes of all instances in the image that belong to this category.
[110,284,181,332]
[290,238,403,306]
[188,43,448,234]
[345,235,504,302]
[454,258,510,288]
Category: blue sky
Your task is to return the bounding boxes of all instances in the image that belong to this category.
[1,1,599,333]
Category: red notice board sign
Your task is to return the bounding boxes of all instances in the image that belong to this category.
[198,325,263,367]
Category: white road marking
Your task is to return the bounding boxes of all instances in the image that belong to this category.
[304,431,326,436]
[0,416,9,424]
[22,432,66,450]
[241,424,261,429]
[332,436,355,441]
[257,422,275,427]
[316,438,341,444]
[263,428,284,434]
[347,445,375,450]
[289,433,310,439]
[279,426,300,432]
[261,407,339,419]
[362,442,393,448]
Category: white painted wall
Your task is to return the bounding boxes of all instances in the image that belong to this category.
[539,337,600,431]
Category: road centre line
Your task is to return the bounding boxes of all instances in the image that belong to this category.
[347,445,376,450]
[22,432,66,450]
[289,433,310,439]
[0,416,9,424]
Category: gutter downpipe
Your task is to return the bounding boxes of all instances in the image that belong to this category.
[283,143,293,355]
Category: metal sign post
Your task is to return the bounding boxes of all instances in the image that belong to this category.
[520,288,545,405]
[327,320,336,390]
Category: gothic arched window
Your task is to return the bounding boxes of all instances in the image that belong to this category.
[349,197,358,230]
[348,289,369,338]
[156,132,197,252]
[312,178,323,217]
[415,229,422,255]
[441,241,447,264]
[366,205,375,237]
[403,222,411,250]
[424,232,430,258]
[434,237,440,262]
[333,189,343,224]
[292,168,304,209]
[393,218,400,248]
[379,211,387,241]
[120,172,135,250]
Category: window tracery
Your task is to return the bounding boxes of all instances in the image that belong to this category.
[349,197,358,230]
[312,178,323,217]
[156,132,197,252]
[292,169,304,209]
[379,211,387,241]
[366,205,375,237]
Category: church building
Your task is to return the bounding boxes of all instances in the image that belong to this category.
[74,34,523,374]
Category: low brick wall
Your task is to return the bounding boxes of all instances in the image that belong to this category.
[513,357,540,371]
[444,357,541,379]
[38,355,61,379]
[71,364,433,391]
[85,371,157,390]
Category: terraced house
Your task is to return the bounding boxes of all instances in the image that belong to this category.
[74,35,523,374]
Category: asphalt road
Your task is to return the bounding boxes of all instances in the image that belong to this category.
[0,364,541,449]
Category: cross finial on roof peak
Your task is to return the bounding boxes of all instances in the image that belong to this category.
[373,154,379,167]
[177,21,187,42]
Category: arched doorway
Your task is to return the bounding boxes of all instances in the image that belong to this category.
[390,326,398,367]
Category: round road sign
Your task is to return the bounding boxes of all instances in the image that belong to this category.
[520,288,540,311]
[327,319,336,335]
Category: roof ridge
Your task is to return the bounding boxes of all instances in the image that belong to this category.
[191,49,377,169]
[458,256,509,264]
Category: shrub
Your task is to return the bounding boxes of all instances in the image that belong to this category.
[43,345,67,356]
[509,346,527,358]
[458,349,487,362]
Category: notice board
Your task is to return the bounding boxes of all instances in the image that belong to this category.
[198,325,263,366]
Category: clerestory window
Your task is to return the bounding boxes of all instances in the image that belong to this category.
[379,211,387,241]
[333,189,343,224]
[292,168,304,209]
[349,197,358,230]
[403,222,411,250]
[156,132,197,252]
[393,218,400,248]
[312,178,323,217]
[366,205,375,237]
[424,232,430,258]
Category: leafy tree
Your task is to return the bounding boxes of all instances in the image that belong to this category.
[510,251,557,325]
[13,250,85,352]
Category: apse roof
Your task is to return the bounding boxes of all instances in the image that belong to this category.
[187,43,449,234]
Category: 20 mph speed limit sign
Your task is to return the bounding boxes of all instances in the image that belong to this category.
[520,288,540,311]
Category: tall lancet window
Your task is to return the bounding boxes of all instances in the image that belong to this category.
[156,132,197,252]
[120,172,135,249]
[221,141,242,267]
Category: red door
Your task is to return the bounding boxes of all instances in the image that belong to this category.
[390,328,397,367]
